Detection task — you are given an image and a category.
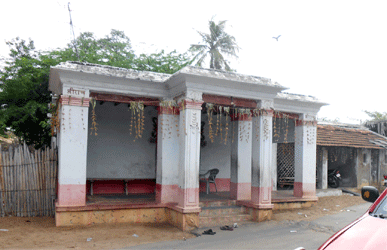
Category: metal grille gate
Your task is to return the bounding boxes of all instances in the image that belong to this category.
[277,143,295,188]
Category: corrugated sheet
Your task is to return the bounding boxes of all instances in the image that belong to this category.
[317,125,387,149]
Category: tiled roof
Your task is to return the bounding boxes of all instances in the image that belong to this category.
[317,124,387,149]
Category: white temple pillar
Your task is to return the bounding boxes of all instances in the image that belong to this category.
[156,105,180,203]
[175,93,203,212]
[230,114,252,201]
[251,100,274,210]
[322,147,328,189]
[57,89,90,207]
[272,143,278,191]
[294,113,317,198]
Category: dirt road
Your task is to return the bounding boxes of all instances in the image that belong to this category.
[0,194,366,249]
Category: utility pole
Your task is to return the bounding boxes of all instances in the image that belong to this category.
[68,2,80,60]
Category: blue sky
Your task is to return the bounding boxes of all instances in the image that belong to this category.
[1,0,387,124]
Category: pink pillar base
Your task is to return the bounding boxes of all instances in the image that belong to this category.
[175,187,200,212]
[294,182,316,198]
[57,184,86,206]
[251,186,272,206]
[156,184,179,204]
[230,182,251,200]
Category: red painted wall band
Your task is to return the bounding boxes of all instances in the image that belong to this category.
[158,106,180,115]
[60,96,90,107]
[295,120,318,127]
[180,100,204,110]
[86,180,156,195]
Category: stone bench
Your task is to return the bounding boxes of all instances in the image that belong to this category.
[87,178,135,196]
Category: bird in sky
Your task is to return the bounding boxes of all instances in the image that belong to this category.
[272,35,281,41]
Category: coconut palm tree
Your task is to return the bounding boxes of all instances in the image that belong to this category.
[190,18,239,71]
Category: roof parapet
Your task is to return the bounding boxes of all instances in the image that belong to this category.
[276,92,327,104]
[176,66,285,88]
[52,61,171,82]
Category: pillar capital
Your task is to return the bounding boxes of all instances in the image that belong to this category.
[296,113,317,126]
[185,90,203,101]
[60,95,91,107]
[175,90,204,110]
[257,99,274,110]
[158,106,180,115]
[295,120,318,127]
[181,100,204,110]
[256,109,274,117]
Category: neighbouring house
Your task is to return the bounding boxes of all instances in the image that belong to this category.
[316,123,387,189]
[274,123,387,191]
[48,61,326,230]
[366,120,387,137]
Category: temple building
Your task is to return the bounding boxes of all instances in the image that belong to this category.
[49,62,326,230]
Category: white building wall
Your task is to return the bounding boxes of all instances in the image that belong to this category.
[199,113,231,179]
[86,102,157,179]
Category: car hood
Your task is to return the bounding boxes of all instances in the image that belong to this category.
[324,215,387,250]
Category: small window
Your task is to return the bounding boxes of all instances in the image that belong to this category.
[363,153,367,163]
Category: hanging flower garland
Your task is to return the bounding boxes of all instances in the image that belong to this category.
[160,100,179,114]
[129,101,145,141]
[50,101,60,136]
[223,107,230,145]
[90,98,98,136]
[206,103,215,143]
[283,113,289,143]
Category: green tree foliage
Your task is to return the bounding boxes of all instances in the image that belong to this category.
[190,18,239,71]
[0,30,192,148]
[364,110,387,121]
[0,37,55,147]
[50,29,135,67]
[134,50,193,74]
[0,115,7,137]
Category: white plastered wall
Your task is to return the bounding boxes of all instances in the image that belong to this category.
[199,113,231,179]
[86,102,157,179]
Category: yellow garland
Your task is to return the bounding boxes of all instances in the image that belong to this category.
[129,101,145,141]
[90,98,98,136]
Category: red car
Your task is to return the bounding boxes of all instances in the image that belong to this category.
[318,186,387,249]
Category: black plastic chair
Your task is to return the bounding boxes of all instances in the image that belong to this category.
[199,168,219,194]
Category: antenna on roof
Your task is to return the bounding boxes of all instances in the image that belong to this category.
[68,2,80,61]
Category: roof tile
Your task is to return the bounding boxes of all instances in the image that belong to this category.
[317,125,387,149]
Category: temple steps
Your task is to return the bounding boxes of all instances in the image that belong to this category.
[199,200,252,228]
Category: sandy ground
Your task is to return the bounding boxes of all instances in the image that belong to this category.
[272,193,367,222]
[0,194,367,249]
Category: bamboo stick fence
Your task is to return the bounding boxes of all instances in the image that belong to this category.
[0,141,58,217]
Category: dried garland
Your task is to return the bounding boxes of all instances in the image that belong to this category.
[180,100,186,135]
[129,101,145,141]
[223,107,230,144]
[50,102,60,136]
[90,98,98,136]
[206,103,215,143]
[283,114,289,143]
[273,111,280,141]
[206,104,250,145]
[160,100,179,114]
